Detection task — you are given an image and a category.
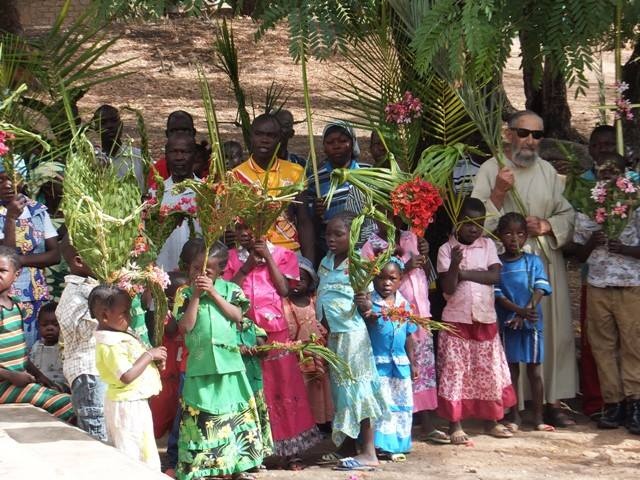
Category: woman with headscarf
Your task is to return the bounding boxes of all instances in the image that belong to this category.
[283,255,334,426]
[306,121,375,263]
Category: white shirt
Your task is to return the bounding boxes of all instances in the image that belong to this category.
[95,142,146,193]
[155,175,201,272]
[56,275,100,385]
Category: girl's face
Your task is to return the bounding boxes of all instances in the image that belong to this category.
[325,219,350,256]
[291,269,312,296]
[498,220,528,256]
[189,253,222,282]
[102,294,131,333]
[236,224,255,250]
[456,209,485,245]
[323,131,353,168]
[0,257,19,293]
[373,263,402,299]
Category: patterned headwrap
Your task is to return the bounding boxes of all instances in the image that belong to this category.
[388,256,405,271]
[322,120,360,160]
[297,254,319,290]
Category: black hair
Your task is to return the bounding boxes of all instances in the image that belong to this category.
[179,237,205,270]
[251,113,281,131]
[597,152,626,171]
[166,110,194,128]
[93,104,118,119]
[459,197,486,219]
[497,212,527,233]
[223,140,243,153]
[38,301,59,320]
[88,284,131,319]
[589,125,616,143]
[189,240,229,270]
[328,211,357,230]
[0,245,21,270]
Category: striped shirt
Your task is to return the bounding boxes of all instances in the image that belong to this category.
[0,302,27,371]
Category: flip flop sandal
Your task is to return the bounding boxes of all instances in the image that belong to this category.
[535,423,556,432]
[333,458,378,472]
[317,452,345,465]
[390,454,407,463]
[450,430,470,445]
[502,422,520,433]
[485,424,514,439]
[424,429,451,444]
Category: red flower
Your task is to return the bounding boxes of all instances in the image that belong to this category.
[391,178,442,237]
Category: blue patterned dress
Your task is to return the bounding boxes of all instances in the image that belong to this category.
[368,291,416,454]
[316,253,388,446]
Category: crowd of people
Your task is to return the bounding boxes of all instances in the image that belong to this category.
[0,105,639,479]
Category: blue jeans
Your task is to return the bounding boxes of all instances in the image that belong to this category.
[166,372,185,469]
[71,374,107,442]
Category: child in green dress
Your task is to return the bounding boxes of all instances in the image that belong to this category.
[175,241,264,480]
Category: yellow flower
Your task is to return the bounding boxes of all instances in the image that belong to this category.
[217,424,232,439]
[187,405,200,417]
[248,397,257,410]
[216,457,226,468]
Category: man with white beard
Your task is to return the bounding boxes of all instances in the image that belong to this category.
[472,110,577,427]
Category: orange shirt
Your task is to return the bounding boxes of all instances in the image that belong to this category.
[232,156,305,251]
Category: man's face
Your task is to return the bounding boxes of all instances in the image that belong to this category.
[166,137,195,181]
[507,115,543,167]
[589,131,616,166]
[250,119,281,161]
[96,109,122,151]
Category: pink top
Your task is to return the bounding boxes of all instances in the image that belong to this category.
[436,236,501,325]
[224,244,300,333]
[362,231,431,317]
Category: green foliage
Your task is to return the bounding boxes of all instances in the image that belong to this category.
[254,0,379,60]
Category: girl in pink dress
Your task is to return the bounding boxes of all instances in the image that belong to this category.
[282,255,334,426]
[436,198,516,445]
[362,220,447,443]
[224,223,321,469]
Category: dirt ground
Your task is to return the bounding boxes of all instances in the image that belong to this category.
[75,16,640,479]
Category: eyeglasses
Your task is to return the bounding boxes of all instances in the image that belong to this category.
[510,128,544,139]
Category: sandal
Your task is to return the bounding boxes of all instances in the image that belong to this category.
[390,453,407,463]
[485,423,514,439]
[502,422,520,433]
[450,429,470,445]
[317,452,344,465]
[424,429,451,444]
[333,457,378,471]
[545,407,576,428]
[286,457,306,471]
[535,423,556,432]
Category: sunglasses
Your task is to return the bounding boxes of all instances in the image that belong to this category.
[510,128,544,139]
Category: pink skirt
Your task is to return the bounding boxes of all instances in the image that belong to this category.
[437,322,516,422]
[262,329,322,456]
[412,327,438,412]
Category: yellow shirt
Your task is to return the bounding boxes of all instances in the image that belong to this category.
[233,156,305,250]
[94,330,161,402]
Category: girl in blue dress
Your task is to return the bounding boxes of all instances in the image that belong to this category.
[495,212,553,432]
[316,212,387,471]
[357,258,416,461]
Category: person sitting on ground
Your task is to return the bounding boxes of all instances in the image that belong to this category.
[28,301,68,393]
[275,109,306,167]
[0,246,74,422]
[92,105,146,192]
[573,152,640,436]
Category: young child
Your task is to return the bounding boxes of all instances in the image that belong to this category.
[56,235,106,440]
[91,285,166,469]
[495,212,553,431]
[574,152,640,435]
[362,218,443,443]
[356,259,417,460]
[436,198,515,444]
[175,242,264,479]
[225,222,320,469]
[316,213,387,471]
[283,255,334,426]
[28,301,68,392]
[0,246,74,421]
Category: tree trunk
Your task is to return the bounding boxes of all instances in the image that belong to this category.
[0,0,23,36]
[621,38,640,165]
